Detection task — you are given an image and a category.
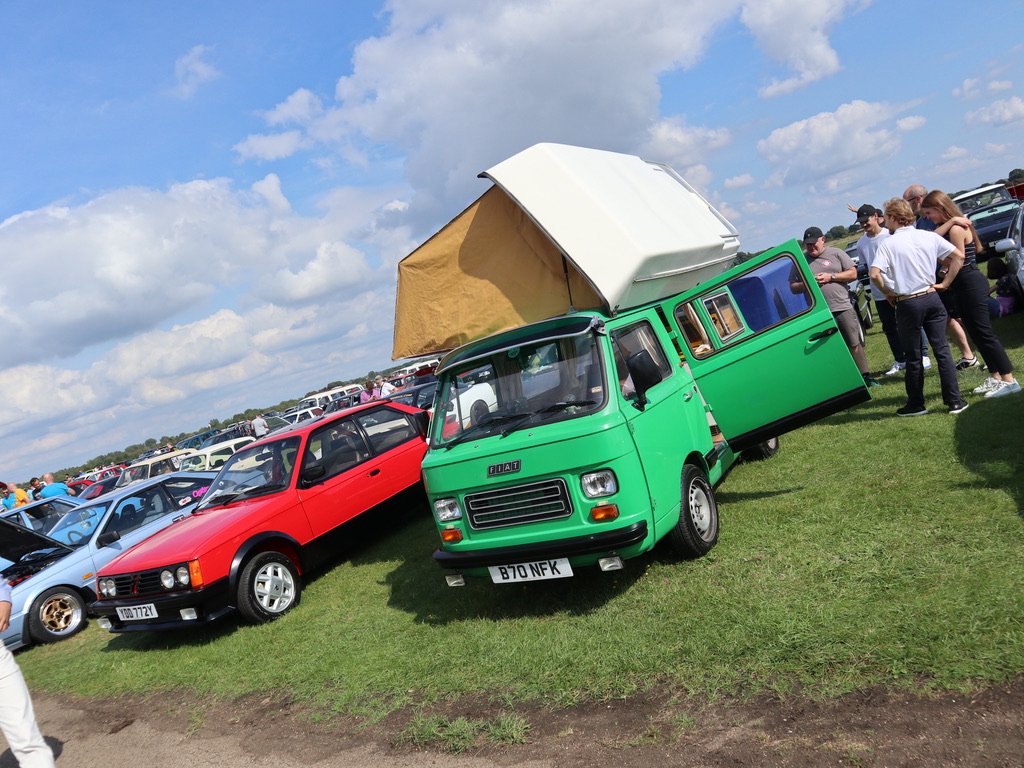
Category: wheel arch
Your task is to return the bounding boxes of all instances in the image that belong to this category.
[660,451,712,533]
[228,532,303,598]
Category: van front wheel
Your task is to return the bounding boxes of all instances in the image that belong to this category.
[668,464,719,559]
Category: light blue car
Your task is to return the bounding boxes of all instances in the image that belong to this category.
[1,471,216,650]
[1,496,83,571]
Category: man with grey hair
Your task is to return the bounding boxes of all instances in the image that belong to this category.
[870,198,967,416]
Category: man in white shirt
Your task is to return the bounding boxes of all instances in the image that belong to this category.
[1,581,56,767]
[870,198,967,417]
[854,204,929,376]
[251,414,269,438]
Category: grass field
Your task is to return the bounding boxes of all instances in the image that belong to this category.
[17,309,1024,722]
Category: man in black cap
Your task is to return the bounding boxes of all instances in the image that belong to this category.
[798,226,878,387]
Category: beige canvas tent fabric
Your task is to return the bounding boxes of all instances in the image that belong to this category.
[393,186,603,359]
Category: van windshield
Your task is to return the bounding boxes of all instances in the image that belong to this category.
[431,331,606,447]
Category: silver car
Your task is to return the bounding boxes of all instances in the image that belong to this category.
[1,472,216,650]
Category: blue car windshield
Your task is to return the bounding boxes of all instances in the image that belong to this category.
[44,502,109,548]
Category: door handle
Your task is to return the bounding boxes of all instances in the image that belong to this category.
[808,327,839,341]
[367,468,381,477]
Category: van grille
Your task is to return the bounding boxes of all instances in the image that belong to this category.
[466,479,573,529]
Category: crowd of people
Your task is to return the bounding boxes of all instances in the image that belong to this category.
[803,183,1019,418]
[1,474,77,510]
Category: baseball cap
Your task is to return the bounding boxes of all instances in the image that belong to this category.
[855,204,880,224]
[802,226,823,244]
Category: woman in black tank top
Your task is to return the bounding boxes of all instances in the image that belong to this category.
[921,190,1017,397]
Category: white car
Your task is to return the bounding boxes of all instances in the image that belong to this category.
[179,436,255,472]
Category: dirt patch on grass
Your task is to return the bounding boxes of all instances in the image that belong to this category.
[14,679,1024,767]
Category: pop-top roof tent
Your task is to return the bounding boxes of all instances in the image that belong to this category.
[393,143,740,360]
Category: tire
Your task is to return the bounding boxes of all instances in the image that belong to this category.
[668,464,719,559]
[236,552,302,624]
[860,300,874,330]
[28,587,87,644]
[469,399,488,426]
[743,436,780,462]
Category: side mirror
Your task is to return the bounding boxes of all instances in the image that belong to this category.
[412,410,430,438]
[300,464,326,487]
[626,350,663,410]
[96,530,121,548]
[995,238,1015,254]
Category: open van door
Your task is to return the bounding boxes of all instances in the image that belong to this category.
[667,241,871,452]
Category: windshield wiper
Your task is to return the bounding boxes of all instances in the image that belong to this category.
[499,400,596,438]
[443,412,531,451]
[198,482,286,509]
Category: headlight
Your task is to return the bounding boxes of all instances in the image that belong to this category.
[160,569,175,589]
[433,497,463,522]
[99,579,116,597]
[176,565,190,586]
[581,469,618,498]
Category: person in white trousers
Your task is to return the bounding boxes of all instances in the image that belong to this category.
[0,582,56,767]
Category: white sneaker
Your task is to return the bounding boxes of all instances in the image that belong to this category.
[884,361,906,376]
[973,377,1001,394]
[922,356,932,370]
[985,380,1022,398]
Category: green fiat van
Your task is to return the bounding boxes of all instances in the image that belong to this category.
[394,144,870,585]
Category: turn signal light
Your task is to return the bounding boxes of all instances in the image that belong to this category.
[590,504,619,521]
[188,560,204,590]
[441,527,463,542]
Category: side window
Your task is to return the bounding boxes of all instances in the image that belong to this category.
[356,408,418,454]
[105,490,167,538]
[304,418,371,480]
[210,447,233,468]
[675,254,813,356]
[610,321,673,399]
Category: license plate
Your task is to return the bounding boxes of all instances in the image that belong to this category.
[116,604,157,621]
[489,558,573,583]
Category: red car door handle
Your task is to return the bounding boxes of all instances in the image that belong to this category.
[368,468,381,477]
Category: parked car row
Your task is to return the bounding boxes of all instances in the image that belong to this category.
[1,472,216,650]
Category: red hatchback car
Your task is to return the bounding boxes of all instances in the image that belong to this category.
[92,402,428,631]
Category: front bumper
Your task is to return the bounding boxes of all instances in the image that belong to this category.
[91,577,233,632]
[432,520,649,570]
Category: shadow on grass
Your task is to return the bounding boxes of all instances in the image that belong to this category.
[99,488,436,653]
[344,494,651,624]
[951,312,1024,514]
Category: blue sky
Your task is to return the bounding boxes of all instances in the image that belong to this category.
[2,0,1023,481]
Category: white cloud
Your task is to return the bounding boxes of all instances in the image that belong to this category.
[642,117,731,170]
[952,77,981,99]
[234,0,862,224]
[966,96,1024,126]
[741,0,859,98]
[896,115,926,132]
[234,131,310,161]
[988,80,1013,93]
[171,45,221,99]
[265,88,325,126]
[742,200,781,216]
[724,173,755,190]
[757,100,906,186]
[942,146,968,160]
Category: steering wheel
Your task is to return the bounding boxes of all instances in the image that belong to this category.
[66,530,86,545]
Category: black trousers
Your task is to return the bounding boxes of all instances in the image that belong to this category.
[895,292,962,409]
[951,264,1014,375]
